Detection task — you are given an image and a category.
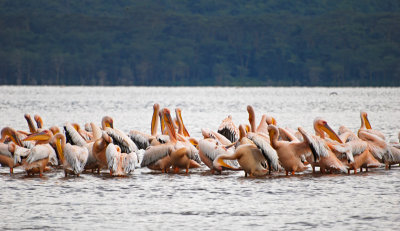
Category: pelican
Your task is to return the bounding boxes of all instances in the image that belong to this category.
[213,124,279,177]
[102,116,138,154]
[198,138,238,173]
[0,127,28,174]
[217,115,239,143]
[333,128,381,173]
[213,144,269,177]
[23,130,58,177]
[359,111,385,140]
[92,131,114,169]
[35,131,89,177]
[268,125,309,175]
[141,108,200,173]
[105,143,138,176]
[298,119,348,174]
[358,130,394,169]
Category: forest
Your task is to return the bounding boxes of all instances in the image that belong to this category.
[0,0,399,86]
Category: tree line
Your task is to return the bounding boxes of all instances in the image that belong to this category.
[0,0,399,86]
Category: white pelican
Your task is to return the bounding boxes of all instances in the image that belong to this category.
[359,111,385,140]
[105,143,138,176]
[141,108,200,173]
[92,132,114,170]
[0,127,28,174]
[102,116,138,154]
[23,130,58,177]
[198,138,238,173]
[298,119,348,174]
[40,132,89,177]
[268,125,309,175]
[358,130,394,169]
[213,124,279,177]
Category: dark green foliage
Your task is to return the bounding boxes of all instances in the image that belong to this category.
[0,0,399,86]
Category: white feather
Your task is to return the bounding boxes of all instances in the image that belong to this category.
[247,133,280,171]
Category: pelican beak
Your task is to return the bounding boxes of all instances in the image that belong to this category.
[55,137,64,162]
[271,117,277,126]
[176,108,190,137]
[245,124,250,133]
[105,120,113,129]
[151,104,160,136]
[163,109,176,139]
[362,113,372,129]
[320,123,343,143]
[24,114,37,133]
[216,158,236,170]
[23,131,51,141]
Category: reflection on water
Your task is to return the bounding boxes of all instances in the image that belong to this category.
[0,86,399,230]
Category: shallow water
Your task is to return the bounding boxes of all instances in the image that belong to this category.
[1,86,399,230]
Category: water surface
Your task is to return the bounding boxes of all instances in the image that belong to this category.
[0,86,399,230]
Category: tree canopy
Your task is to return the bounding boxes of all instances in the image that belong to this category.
[0,0,399,86]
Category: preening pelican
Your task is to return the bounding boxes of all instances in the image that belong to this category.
[23,130,58,177]
[298,120,348,174]
[359,111,385,140]
[268,125,309,175]
[358,130,393,169]
[102,116,138,154]
[141,108,200,173]
[198,138,238,173]
[218,115,239,143]
[106,143,138,176]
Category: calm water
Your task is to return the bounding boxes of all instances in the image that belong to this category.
[0,86,399,230]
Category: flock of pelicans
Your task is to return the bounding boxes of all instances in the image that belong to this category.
[0,104,399,178]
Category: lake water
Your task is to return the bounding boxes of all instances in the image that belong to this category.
[0,86,399,230]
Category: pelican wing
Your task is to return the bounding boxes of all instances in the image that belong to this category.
[359,130,392,161]
[26,144,53,164]
[105,143,119,172]
[247,133,280,171]
[298,127,330,161]
[217,116,239,143]
[156,134,170,144]
[105,128,138,154]
[129,130,151,150]
[64,123,86,146]
[140,144,173,167]
[0,143,12,158]
[123,152,138,174]
[198,139,238,167]
[13,146,31,165]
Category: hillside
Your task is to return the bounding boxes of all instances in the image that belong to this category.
[0,0,399,86]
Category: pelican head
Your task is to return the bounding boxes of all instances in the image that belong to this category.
[213,157,237,171]
[267,124,279,147]
[102,116,114,129]
[266,115,277,126]
[1,127,23,146]
[313,117,342,143]
[360,111,372,130]
[49,126,60,135]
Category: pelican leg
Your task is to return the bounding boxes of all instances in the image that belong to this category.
[97,168,100,174]
[77,173,80,177]
[10,168,13,175]
[360,167,363,172]
[210,169,215,174]
[366,167,368,172]
[245,172,248,177]
[109,170,113,176]
[347,169,350,175]
[312,166,315,173]
[291,171,295,175]
[65,170,68,178]
[285,171,288,176]
[354,168,357,174]
[389,164,391,170]
[385,164,389,170]
[185,168,189,174]
[39,169,43,178]
[174,167,179,173]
